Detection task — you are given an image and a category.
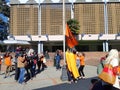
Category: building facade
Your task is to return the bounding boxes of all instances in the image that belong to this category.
[10,0,120,52]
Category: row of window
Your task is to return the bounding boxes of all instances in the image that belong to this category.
[10,3,120,35]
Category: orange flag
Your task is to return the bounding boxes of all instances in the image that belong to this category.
[65,24,78,48]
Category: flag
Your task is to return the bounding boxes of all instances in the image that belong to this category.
[65,24,78,48]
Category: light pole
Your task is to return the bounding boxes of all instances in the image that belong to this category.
[104,0,108,35]
[61,0,68,81]
[38,0,41,36]
[38,0,43,54]
[104,0,109,52]
[71,0,74,19]
[63,0,66,65]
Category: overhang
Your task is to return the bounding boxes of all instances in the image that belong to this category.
[10,0,120,5]
[12,34,120,41]
[3,40,30,45]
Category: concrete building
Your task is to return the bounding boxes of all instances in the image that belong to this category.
[9,0,120,52]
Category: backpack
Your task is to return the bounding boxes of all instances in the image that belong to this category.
[97,60,105,75]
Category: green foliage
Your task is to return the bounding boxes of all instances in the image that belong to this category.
[0,44,7,52]
[67,19,80,35]
[0,29,8,40]
[2,5,10,17]
[0,0,9,40]
[0,0,10,22]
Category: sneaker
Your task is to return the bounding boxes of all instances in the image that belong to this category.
[19,82,27,85]
[78,77,82,79]
[68,81,72,84]
[74,80,77,83]
[4,76,7,78]
[76,77,80,80]
[22,82,27,85]
[71,80,73,82]
[82,76,86,79]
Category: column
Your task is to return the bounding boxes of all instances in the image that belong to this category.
[105,40,109,52]
[38,41,43,54]
[103,40,109,52]
[103,41,106,52]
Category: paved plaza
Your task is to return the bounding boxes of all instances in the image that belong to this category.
[0,65,97,90]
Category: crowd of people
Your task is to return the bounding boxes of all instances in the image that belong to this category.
[0,46,86,85]
[0,46,68,84]
[0,46,49,84]
[0,45,87,84]
[1,45,120,89]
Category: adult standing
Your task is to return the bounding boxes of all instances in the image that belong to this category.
[66,48,80,83]
[55,50,61,70]
[17,54,27,84]
[4,52,12,78]
[44,51,50,66]
[14,53,20,81]
[44,51,50,61]
[66,48,73,83]
[100,49,120,90]
[78,52,86,79]
[14,46,21,81]
[37,53,43,73]
[37,53,47,72]
[32,52,38,77]
[97,54,108,75]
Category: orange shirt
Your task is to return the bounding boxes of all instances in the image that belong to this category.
[4,57,12,66]
[80,56,85,65]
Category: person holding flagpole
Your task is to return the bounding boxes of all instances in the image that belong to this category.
[65,48,80,83]
[65,24,80,83]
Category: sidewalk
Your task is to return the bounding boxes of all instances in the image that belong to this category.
[0,65,97,90]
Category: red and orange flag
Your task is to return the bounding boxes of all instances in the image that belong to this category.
[65,24,78,48]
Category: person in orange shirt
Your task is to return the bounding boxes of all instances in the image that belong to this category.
[4,52,12,78]
[78,52,85,79]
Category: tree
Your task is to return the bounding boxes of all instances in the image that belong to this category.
[67,19,80,35]
[0,0,10,23]
[0,0,9,40]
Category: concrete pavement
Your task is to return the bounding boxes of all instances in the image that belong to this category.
[0,65,97,90]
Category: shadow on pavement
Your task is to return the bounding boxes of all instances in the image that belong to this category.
[33,76,98,90]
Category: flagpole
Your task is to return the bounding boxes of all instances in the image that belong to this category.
[61,0,68,81]
[63,0,65,65]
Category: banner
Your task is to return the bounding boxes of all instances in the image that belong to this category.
[65,24,78,48]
